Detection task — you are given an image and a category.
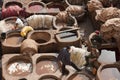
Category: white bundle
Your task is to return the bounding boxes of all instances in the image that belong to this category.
[26,15,44,29]
[69,46,90,68]
[0,20,14,36]
[15,18,24,28]
[44,15,54,29]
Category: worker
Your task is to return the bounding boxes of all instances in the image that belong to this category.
[85,48,100,75]
[57,46,81,75]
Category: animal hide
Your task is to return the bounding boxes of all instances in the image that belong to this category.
[87,0,103,12]
[95,7,120,22]
[100,18,120,40]
[66,5,85,17]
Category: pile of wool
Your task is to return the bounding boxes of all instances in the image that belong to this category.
[43,15,54,29]
[26,15,54,29]
[26,15,44,29]
[69,46,90,68]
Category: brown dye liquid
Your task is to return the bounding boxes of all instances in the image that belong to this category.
[36,60,59,75]
[5,36,23,45]
[7,62,32,76]
[71,74,90,80]
[35,39,47,43]
[29,5,43,12]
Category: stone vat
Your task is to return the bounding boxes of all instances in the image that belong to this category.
[55,27,81,50]
[2,31,24,54]
[2,53,62,80]
[26,1,45,13]
[27,30,57,52]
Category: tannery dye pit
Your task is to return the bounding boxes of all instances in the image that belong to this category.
[99,68,120,80]
[39,75,60,80]
[1,0,120,80]
[5,36,23,45]
[36,60,59,75]
[28,2,44,13]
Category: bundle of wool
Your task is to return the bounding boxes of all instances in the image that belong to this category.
[26,15,44,29]
[44,15,54,29]
[69,46,90,68]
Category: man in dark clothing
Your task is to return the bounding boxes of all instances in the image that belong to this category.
[57,46,81,75]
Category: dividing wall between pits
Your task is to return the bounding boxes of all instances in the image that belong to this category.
[2,53,93,80]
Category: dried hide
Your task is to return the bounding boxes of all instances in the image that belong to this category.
[101,18,120,32]
[66,5,85,17]
[95,7,120,22]
[55,11,75,27]
[87,0,103,12]
[100,18,120,40]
